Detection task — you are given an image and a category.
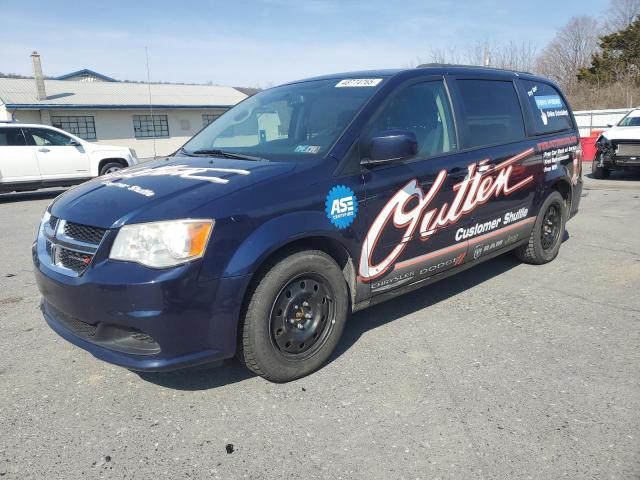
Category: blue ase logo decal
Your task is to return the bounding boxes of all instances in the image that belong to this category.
[325,185,357,229]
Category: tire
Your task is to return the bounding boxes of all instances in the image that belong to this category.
[238,250,349,382]
[99,161,125,176]
[515,191,566,265]
[592,156,610,179]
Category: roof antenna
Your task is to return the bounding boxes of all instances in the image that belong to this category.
[145,46,157,160]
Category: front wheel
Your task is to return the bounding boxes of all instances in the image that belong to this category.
[100,162,125,176]
[515,191,566,265]
[592,156,610,179]
[238,250,349,382]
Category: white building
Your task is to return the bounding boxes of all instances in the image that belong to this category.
[0,53,248,158]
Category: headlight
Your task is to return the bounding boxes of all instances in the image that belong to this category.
[596,136,611,149]
[110,219,213,268]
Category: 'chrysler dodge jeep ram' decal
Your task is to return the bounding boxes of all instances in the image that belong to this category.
[359,149,536,288]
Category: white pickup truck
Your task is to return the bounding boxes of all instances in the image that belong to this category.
[0,122,137,193]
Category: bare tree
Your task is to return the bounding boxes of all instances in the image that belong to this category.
[490,41,538,72]
[534,15,600,94]
[603,0,640,32]
[417,46,464,65]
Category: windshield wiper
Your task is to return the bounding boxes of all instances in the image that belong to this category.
[188,149,268,162]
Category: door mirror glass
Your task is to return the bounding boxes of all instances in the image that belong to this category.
[363,130,418,165]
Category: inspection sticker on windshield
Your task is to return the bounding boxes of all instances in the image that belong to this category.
[295,145,321,154]
[335,78,382,88]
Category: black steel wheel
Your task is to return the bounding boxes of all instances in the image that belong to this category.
[238,250,349,382]
[515,191,566,265]
[270,274,336,357]
[540,204,561,251]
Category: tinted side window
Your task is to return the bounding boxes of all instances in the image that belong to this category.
[368,80,457,158]
[522,80,572,134]
[27,128,74,146]
[456,80,526,149]
[0,128,28,146]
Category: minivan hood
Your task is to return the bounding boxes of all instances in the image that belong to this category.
[600,126,640,141]
[50,156,296,228]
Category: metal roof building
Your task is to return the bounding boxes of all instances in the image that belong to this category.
[0,78,247,111]
[0,53,248,158]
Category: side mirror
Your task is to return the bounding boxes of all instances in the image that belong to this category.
[362,130,418,165]
[69,139,81,147]
[607,123,613,128]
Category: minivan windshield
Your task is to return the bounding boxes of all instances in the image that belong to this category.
[181,78,385,160]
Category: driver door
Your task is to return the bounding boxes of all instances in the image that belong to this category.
[25,128,90,179]
[359,78,471,295]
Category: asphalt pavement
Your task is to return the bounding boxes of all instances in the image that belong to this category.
[0,166,638,479]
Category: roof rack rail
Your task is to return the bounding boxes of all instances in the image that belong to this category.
[416,63,533,75]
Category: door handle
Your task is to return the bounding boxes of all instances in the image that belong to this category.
[38,148,50,153]
[448,167,466,175]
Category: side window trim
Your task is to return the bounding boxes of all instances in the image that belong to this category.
[15,128,28,146]
[358,76,459,165]
[22,128,36,146]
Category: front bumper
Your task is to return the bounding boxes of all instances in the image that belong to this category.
[34,245,249,371]
[595,146,640,170]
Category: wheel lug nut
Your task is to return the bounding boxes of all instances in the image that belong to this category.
[302,301,309,307]
[296,324,303,330]
[294,304,299,309]
[304,313,312,319]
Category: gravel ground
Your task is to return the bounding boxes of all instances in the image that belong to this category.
[0,166,638,479]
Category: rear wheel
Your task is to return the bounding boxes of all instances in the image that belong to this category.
[515,191,566,265]
[238,250,349,382]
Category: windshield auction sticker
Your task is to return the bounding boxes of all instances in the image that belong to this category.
[335,78,383,88]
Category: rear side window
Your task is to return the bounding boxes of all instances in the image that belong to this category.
[522,80,572,134]
[456,79,526,149]
[0,128,28,146]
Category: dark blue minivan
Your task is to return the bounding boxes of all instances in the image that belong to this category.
[33,66,583,382]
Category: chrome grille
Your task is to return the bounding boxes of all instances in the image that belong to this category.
[615,143,640,157]
[63,222,107,244]
[57,247,93,273]
[39,214,108,277]
[49,215,59,231]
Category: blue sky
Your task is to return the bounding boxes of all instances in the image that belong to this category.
[0,0,606,87]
